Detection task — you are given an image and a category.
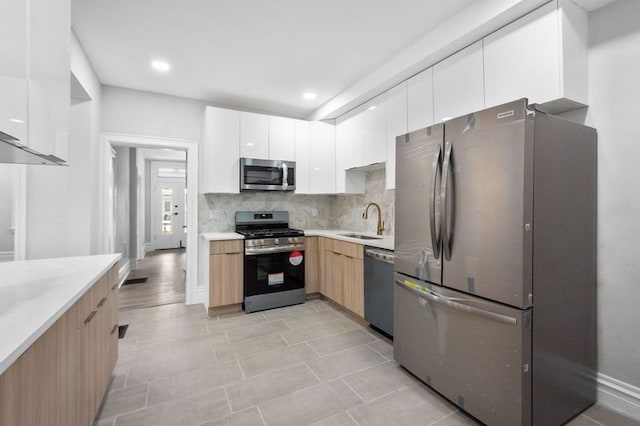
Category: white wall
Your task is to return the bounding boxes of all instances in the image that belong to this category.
[24,32,103,259]
[0,165,13,254]
[584,0,640,390]
[101,86,205,141]
[113,146,130,267]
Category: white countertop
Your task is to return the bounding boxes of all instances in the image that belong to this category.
[0,254,120,375]
[199,230,394,250]
[200,232,244,241]
[304,230,394,251]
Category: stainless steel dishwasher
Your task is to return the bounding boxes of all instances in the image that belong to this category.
[364,247,395,337]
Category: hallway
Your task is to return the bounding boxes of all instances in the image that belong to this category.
[119,249,186,310]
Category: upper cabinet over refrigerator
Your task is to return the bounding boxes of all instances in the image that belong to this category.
[394,123,444,286]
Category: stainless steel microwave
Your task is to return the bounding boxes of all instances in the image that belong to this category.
[240,158,295,191]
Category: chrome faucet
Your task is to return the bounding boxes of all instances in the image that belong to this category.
[362,202,385,236]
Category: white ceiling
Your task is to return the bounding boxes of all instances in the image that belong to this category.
[71,0,618,120]
[71,0,476,119]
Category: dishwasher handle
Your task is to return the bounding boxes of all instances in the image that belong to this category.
[365,248,395,264]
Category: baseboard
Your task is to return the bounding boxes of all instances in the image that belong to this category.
[189,286,206,306]
[597,372,640,421]
[118,259,131,287]
[0,251,14,262]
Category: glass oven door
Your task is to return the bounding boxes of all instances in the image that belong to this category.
[244,250,305,297]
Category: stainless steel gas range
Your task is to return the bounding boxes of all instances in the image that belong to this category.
[235,211,305,313]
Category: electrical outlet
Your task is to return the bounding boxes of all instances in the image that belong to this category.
[311,208,318,217]
[209,211,214,219]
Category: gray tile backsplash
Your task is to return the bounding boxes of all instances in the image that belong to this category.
[199,169,395,235]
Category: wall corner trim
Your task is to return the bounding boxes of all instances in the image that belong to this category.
[118,259,131,288]
[597,372,640,421]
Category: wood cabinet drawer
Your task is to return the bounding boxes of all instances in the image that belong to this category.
[210,239,243,254]
[325,239,363,259]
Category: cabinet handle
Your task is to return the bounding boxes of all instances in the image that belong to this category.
[97,297,108,308]
[111,324,119,335]
[111,282,118,291]
[84,310,98,324]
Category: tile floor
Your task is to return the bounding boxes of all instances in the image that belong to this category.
[96,300,639,426]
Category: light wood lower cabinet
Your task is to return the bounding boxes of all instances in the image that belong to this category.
[321,238,365,317]
[304,236,320,294]
[209,240,243,308]
[0,264,119,426]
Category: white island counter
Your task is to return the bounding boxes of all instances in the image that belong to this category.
[0,254,120,375]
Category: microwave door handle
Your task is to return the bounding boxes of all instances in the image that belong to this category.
[282,162,288,190]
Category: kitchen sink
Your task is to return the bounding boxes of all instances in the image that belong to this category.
[339,233,382,240]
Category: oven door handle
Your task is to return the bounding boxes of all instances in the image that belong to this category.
[245,244,305,255]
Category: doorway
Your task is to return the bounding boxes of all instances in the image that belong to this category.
[151,161,187,250]
[100,133,199,306]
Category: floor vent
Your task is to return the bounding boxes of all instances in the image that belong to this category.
[118,325,129,339]
[123,277,148,285]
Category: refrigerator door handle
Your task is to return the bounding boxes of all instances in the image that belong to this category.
[429,144,443,259]
[441,142,453,260]
[395,279,517,326]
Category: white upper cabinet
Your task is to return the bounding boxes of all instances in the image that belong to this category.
[0,0,28,146]
[385,82,407,190]
[309,121,336,194]
[294,119,310,194]
[201,107,240,193]
[28,0,69,159]
[433,41,485,122]
[240,112,268,159]
[0,0,69,160]
[335,112,364,194]
[362,95,387,166]
[268,115,295,161]
[407,68,434,132]
[483,0,587,113]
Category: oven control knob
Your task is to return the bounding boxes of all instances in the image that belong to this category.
[274,238,279,244]
[288,238,293,243]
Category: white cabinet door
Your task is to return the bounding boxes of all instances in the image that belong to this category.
[309,121,336,194]
[294,119,310,194]
[433,41,485,122]
[28,0,69,158]
[201,107,240,193]
[484,2,558,109]
[407,68,434,132]
[268,116,295,161]
[0,0,29,146]
[483,0,587,112]
[240,112,268,159]
[385,82,407,190]
[335,113,363,193]
[362,95,387,166]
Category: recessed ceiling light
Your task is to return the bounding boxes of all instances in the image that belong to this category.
[151,60,171,72]
[368,105,377,111]
[9,118,24,123]
[303,92,317,100]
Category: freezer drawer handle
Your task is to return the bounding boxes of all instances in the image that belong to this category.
[430,144,442,259]
[395,279,517,326]
[441,142,454,260]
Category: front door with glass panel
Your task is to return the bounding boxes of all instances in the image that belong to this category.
[152,163,186,250]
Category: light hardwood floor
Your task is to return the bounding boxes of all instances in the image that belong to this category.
[118,249,186,311]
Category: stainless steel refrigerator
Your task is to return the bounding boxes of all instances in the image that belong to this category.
[393,99,597,426]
